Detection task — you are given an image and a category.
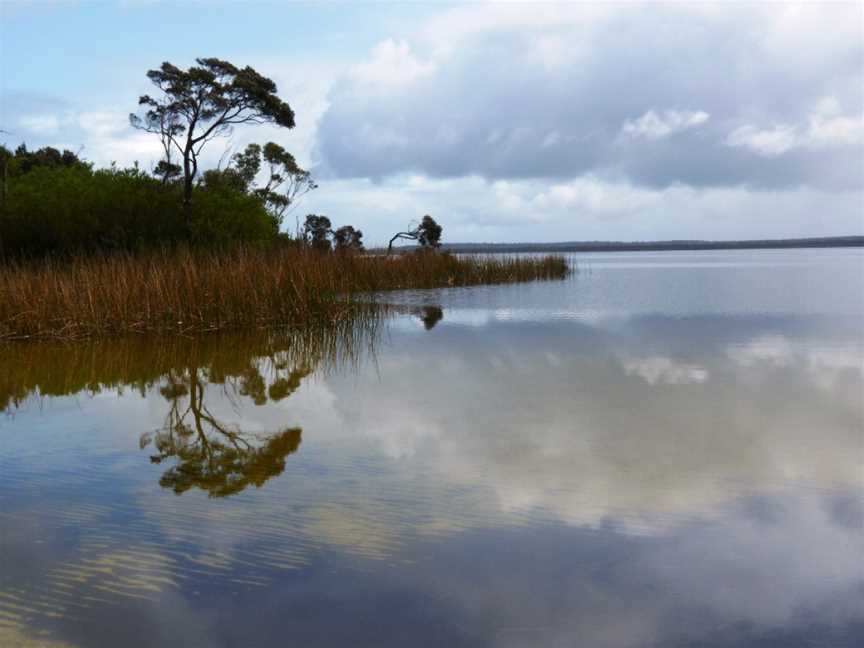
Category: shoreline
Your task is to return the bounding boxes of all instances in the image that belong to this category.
[432,235,864,254]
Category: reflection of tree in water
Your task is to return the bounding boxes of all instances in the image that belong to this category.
[3,321,379,496]
[415,306,444,330]
[141,362,312,498]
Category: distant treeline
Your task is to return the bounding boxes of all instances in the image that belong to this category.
[439,236,864,254]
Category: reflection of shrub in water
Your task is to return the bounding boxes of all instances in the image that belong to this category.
[268,366,312,402]
[418,306,444,330]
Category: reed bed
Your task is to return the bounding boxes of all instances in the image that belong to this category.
[0,247,569,340]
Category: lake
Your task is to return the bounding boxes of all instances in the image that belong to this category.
[2,248,862,647]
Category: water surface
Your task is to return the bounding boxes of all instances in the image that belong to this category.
[2,248,863,647]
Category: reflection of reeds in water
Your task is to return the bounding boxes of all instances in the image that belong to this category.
[0,246,568,340]
[0,317,390,643]
[0,316,380,412]
[0,305,401,500]
[2,318,382,504]
[0,306,497,643]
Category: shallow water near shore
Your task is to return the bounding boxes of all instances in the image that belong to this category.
[2,248,863,647]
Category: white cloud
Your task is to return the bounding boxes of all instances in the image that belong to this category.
[318,3,863,192]
[301,173,864,245]
[78,111,128,137]
[807,113,864,148]
[19,113,62,134]
[420,1,612,49]
[620,109,710,141]
[87,132,164,167]
[531,176,662,213]
[726,97,864,157]
[350,39,436,86]
[726,124,799,157]
[6,4,863,243]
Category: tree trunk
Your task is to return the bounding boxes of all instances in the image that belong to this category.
[1,153,7,205]
[387,232,415,255]
[387,234,399,255]
[182,155,193,238]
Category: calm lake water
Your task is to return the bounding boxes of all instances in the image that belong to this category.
[2,248,863,647]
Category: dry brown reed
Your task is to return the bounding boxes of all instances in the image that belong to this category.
[0,246,569,340]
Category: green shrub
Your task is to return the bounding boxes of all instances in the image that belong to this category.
[0,164,279,258]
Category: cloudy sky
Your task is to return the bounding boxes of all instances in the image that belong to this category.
[2,1,862,244]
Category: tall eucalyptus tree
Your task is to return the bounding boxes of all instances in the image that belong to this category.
[130,58,296,232]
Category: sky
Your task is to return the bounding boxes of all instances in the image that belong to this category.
[1,1,863,245]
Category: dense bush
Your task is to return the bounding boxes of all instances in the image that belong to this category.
[0,155,280,258]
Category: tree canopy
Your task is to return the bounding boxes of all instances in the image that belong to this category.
[302,215,365,253]
[213,142,317,227]
[387,215,443,254]
[130,57,296,228]
[303,214,333,252]
[1,144,88,176]
[1,57,444,258]
[333,225,364,252]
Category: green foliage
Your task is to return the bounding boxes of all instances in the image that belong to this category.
[2,143,89,176]
[1,59,315,257]
[0,162,277,257]
[153,159,181,184]
[233,143,263,187]
[130,57,296,224]
[301,215,365,253]
[387,214,443,253]
[256,142,316,221]
[1,165,181,256]
[417,214,442,248]
[226,142,316,226]
[333,225,364,252]
[199,166,252,194]
[303,214,333,252]
[190,181,279,244]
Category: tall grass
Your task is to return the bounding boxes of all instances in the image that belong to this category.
[0,247,569,340]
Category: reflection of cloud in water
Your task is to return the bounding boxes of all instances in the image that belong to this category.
[4,317,862,560]
[728,333,864,392]
[1,313,862,646]
[643,491,864,627]
[727,334,796,366]
[388,306,615,331]
[623,355,709,385]
[328,317,863,533]
[395,490,864,648]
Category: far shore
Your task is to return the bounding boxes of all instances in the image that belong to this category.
[425,235,864,255]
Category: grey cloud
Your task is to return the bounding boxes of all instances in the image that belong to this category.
[315,5,863,190]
